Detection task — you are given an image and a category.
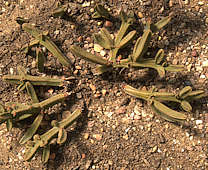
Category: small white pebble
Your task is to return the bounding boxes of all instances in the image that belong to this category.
[54,30,60,35]
[5,1,9,6]
[94,44,103,53]
[100,50,106,56]
[90,8,94,13]
[196,120,203,125]
[9,68,14,75]
[97,21,102,26]
[200,74,206,79]
[1,8,6,12]
[82,2,90,7]
[189,136,193,140]
[198,2,204,5]
[202,60,208,67]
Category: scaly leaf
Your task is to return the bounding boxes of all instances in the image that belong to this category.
[150,16,171,33]
[57,128,67,144]
[180,100,192,112]
[151,103,183,122]
[6,119,13,131]
[25,82,39,103]
[94,28,114,50]
[42,145,50,163]
[115,10,134,46]
[100,28,114,47]
[178,86,192,99]
[153,100,186,120]
[182,90,205,101]
[155,49,165,65]
[19,113,44,144]
[36,48,45,73]
[118,30,136,49]
[70,45,109,65]
[132,29,152,62]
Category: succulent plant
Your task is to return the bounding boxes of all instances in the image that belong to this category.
[70,8,183,77]
[22,23,72,68]
[24,109,82,162]
[124,85,206,122]
[3,66,64,92]
[92,4,113,20]
[0,93,68,131]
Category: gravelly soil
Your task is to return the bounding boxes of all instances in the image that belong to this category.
[0,0,208,169]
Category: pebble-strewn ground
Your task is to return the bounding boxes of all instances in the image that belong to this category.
[0,0,208,169]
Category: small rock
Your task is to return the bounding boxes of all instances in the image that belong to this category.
[205,18,208,24]
[88,121,94,128]
[191,50,198,57]
[123,134,129,140]
[115,107,126,114]
[49,153,56,160]
[31,60,36,68]
[143,1,151,6]
[77,36,83,42]
[94,44,103,53]
[54,30,60,35]
[100,50,106,56]
[93,134,102,141]
[169,0,173,7]
[104,20,113,27]
[202,60,208,67]
[85,160,92,169]
[198,124,203,130]
[187,64,192,71]
[81,153,86,159]
[172,59,178,65]
[134,114,142,120]
[137,12,143,18]
[134,105,141,115]
[184,0,189,5]
[97,21,102,26]
[101,89,107,96]
[89,84,96,92]
[196,120,203,125]
[151,146,158,153]
[76,92,82,99]
[84,133,89,139]
[94,91,101,98]
[198,1,204,5]
[82,2,90,7]
[75,65,82,70]
[200,74,206,79]
[141,110,147,117]
[195,66,203,72]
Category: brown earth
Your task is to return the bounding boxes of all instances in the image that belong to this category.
[0,0,208,169]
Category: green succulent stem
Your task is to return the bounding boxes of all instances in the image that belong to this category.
[24,109,82,161]
[22,23,71,67]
